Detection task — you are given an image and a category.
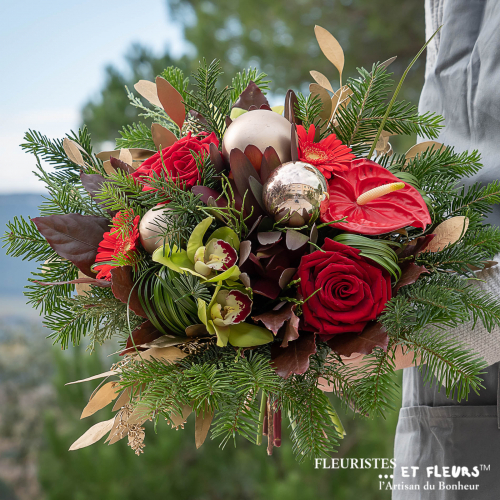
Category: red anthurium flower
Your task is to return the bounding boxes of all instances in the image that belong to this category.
[94,211,141,280]
[297,124,355,179]
[320,159,431,235]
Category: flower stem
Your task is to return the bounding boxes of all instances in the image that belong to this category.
[266,397,274,456]
[367,26,443,160]
[256,389,266,445]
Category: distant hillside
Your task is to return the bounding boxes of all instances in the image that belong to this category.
[0,194,44,318]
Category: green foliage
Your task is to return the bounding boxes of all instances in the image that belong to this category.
[43,288,142,351]
[25,259,78,315]
[120,345,344,462]
[333,64,443,156]
[379,274,497,402]
[2,215,53,262]
[33,342,399,500]
[125,85,179,135]
[95,168,148,216]
[116,122,156,150]
[230,68,271,102]
[160,66,190,99]
[188,59,232,140]
[139,267,211,336]
[294,92,322,130]
[333,233,401,279]
[21,128,102,183]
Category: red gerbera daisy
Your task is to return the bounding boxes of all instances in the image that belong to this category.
[297,124,355,179]
[94,210,141,281]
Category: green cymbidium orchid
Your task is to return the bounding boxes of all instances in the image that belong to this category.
[196,285,273,347]
[152,217,241,283]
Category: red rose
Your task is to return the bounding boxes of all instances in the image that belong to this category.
[297,239,391,338]
[132,132,219,191]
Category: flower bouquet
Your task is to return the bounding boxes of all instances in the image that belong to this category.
[5,25,500,461]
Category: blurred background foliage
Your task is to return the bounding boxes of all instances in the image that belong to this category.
[82,0,425,147]
[1,0,425,498]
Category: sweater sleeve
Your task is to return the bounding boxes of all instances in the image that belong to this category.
[446,257,500,367]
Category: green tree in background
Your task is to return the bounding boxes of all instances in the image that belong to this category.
[82,0,424,144]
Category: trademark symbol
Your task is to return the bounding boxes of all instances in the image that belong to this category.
[480,464,490,472]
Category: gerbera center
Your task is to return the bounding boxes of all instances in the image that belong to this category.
[303,145,329,163]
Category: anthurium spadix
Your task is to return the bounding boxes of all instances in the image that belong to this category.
[152,217,241,283]
[196,287,273,347]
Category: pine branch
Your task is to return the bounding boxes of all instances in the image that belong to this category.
[43,288,141,350]
[349,341,399,418]
[283,372,341,461]
[160,66,190,99]
[2,216,54,262]
[188,59,232,141]
[21,128,102,183]
[25,259,78,315]
[116,122,156,150]
[332,64,442,155]
[230,68,271,102]
[397,330,487,402]
[294,92,322,130]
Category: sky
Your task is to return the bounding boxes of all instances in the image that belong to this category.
[0,0,186,193]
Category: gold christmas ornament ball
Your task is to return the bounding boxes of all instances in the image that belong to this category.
[262,161,329,227]
[139,207,175,254]
[222,109,292,163]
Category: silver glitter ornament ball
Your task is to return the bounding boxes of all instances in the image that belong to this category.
[139,207,175,254]
[222,109,292,163]
[262,161,329,227]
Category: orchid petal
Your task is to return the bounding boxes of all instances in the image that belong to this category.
[212,321,230,347]
[227,322,274,347]
[211,289,252,326]
[152,245,193,274]
[203,265,241,283]
[194,260,213,277]
[197,298,208,326]
[187,217,214,262]
[208,227,240,251]
[204,239,238,271]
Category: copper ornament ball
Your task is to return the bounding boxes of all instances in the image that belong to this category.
[222,109,292,163]
[139,207,175,254]
[262,161,329,227]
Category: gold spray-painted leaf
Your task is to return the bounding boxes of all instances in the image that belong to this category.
[66,370,119,385]
[134,80,163,108]
[151,123,177,150]
[425,216,469,253]
[171,403,192,428]
[405,141,442,162]
[69,418,115,451]
[380,56,397,69]
[309,70,334,93]
[156,76,186,130]
[63,138,85,167]
[81,381,121,419]
[309,83,333,123]
[314,25,345,83]
[119,148,133,166]
[102,160,114,176]
[139,346,188,363]
[97,148,154,171]
[195,403,214,449]
[112,386,132,412]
